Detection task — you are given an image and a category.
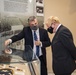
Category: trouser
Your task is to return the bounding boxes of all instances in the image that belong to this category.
[39,55,48,75]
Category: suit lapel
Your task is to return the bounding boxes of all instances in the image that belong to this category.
[39,28,42,41]
[27,27,33,48]
[52,25,62,43]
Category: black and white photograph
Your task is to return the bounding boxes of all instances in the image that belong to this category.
[36,0,43,4]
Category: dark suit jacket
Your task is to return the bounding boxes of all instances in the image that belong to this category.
[11,26,50,64]
[48,25,76,74]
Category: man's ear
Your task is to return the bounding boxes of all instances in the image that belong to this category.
[28,19,30,25]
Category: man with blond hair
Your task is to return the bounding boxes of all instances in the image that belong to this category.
[46,16,76,75]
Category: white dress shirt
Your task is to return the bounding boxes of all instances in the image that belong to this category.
[56,24,61,32]
[32,29,42,57]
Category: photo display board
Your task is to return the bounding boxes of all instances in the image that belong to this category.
[0,0,44,51]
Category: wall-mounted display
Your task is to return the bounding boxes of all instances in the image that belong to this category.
[0,0,44,52]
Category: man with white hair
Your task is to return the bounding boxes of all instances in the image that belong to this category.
[46,16,76,75]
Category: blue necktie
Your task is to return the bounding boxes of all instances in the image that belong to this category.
[34,31,39,57]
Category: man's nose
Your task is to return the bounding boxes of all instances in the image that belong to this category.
[34,23,37,26]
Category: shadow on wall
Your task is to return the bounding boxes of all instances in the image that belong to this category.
[69,0,76,14]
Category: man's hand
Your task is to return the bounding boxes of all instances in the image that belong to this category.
[35,40,41,46]
[45,23,51,29]
[5,39,11,47]
[4,48,12,54]
[4,39,12,54]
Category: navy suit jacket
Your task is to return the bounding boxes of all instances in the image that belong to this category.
[48,25,76,74]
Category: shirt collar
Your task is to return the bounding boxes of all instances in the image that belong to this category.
[32,28,39,33]
[56,24,61,32]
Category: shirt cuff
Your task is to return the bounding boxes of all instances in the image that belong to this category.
[40,42,42,47]
[9,39,12,44]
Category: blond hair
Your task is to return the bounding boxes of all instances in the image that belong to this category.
[45,16,60,25]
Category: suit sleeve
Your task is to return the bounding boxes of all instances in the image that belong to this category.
[11,27,25,43]
[41,30,51,48]
[59,29,76,60]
